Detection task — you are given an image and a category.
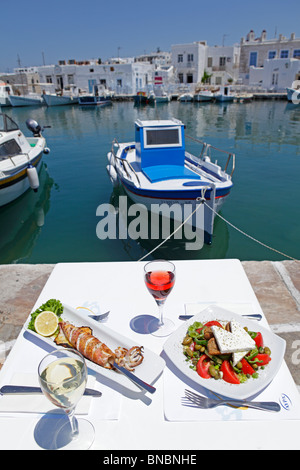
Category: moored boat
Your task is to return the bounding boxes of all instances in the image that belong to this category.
[133,91,155,105]
[42,92,79,106]
[0,113,50,206]
[215,86,236,102]
[8,94,44,107]
[194,90,215,102]
[106,119,235,244]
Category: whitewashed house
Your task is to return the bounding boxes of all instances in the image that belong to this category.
[37,60,154,95]
[239,29,300,85]
[249,58,300,91]
[171,41,240,88]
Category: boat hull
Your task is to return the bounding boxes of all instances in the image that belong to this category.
[215,94,235,102]
[42,94,78,106]
[119,177,231,244]
[78,96,112,106]
[8,95,43,107]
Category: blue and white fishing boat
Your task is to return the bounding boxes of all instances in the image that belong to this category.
[106,119,235,244]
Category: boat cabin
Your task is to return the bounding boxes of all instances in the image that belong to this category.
[0,113,31,160]
[134,119,200,183]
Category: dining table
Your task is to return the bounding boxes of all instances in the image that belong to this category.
[0,258,300,451]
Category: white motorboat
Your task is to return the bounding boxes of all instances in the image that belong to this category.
[0,113,50,206]
[0,82,13,107]
[215,86,236,102]
[178,93,194,102]
[8,94,44,107]
[194,90,215,102]
[106,119,235,244]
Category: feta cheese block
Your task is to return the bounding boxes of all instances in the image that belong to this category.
[230,321,256,366]
[211,322,255,355]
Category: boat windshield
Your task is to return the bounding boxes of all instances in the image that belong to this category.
[0,114,19,132]
[144,127,182,148]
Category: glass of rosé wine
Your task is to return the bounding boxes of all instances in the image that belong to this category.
[144,260,176,337]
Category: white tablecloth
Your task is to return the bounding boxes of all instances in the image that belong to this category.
[0,259,300,450]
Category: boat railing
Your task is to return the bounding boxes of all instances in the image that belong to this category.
[111,139,141,187]
[186,135,236,178]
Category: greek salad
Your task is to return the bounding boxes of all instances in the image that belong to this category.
[182,319,272,384]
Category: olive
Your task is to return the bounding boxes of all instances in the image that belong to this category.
[209,365,220,379]
[182,335,193,346]
[186,347,194,358]
[264,347,271,355]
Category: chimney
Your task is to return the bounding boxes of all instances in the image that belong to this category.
[261,30,267,42]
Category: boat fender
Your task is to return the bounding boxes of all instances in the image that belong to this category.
[203,156,211,162]
[107,152,115,166]
[43,147,50,154]
[106,165,119,187]
[27,165,39,192]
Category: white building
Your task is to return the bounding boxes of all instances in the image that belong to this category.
[239,29,300,84]
[171,41,240,88]
[37,60,154,95]
[249,58,300,91]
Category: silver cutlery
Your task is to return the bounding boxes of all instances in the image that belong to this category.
[183,389,280,412]
[179,313,262,321]
[0,385,102,397]
[112,362,156,394]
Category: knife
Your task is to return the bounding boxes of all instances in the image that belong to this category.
[0,385,102,397]
[113,362,156,394]
[179,313,262,321]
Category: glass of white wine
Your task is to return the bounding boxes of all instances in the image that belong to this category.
[38,348,95,450]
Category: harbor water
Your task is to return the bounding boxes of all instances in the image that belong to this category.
[0,99,299,264]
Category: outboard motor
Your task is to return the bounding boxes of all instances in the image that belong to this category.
[26,118,42,137]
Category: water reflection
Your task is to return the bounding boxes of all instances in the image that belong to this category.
[109,188,229,261]
[0,163,55,263]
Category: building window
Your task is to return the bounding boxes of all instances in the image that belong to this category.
[46,76,52,84]
[187,54,194,62]
[249,52,257,67]
[207,57,212,67]
[178,54,183,63]
[67,74,74,84]
[268,51,276,59]
[117,79,122,87]
[178,73,183,83]
[280,50,289,58]
[272,73,278,86]
[293,49,300,58]
[187,73,193,83]
[215,76,222,85]
[219,57,226,67]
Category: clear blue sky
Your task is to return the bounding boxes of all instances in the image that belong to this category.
[1,0,299,71]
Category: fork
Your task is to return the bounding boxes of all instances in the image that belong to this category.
[184,389,281,412]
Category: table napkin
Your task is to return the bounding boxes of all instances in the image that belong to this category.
[164,302,300,421]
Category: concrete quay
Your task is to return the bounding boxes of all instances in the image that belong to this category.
[0,261,299,391]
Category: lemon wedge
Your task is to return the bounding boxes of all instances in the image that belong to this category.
[34,311,59,337]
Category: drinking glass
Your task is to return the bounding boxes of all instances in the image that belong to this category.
[144,260,176,337]
[38,348,95,450]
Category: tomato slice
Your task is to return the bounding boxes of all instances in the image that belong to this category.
[254,332,264,348]
[204,321,223,328]
[220,360,240,384]
[252,353,271,366]
[196,355,211,379]
[241,358,255,375]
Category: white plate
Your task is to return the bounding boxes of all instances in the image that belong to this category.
[23,303,165,393]
[163,305,286,400]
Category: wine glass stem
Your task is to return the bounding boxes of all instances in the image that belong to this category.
[157,302,165,326]
[66,407,79,437]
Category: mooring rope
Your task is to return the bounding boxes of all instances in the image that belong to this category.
[137,193,297,262]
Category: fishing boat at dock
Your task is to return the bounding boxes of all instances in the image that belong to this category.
[0,113,50,206]
[106,119,235,244]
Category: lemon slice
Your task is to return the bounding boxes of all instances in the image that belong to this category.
[34,311,59,337]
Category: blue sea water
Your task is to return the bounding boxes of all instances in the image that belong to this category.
[0,99,299,264]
